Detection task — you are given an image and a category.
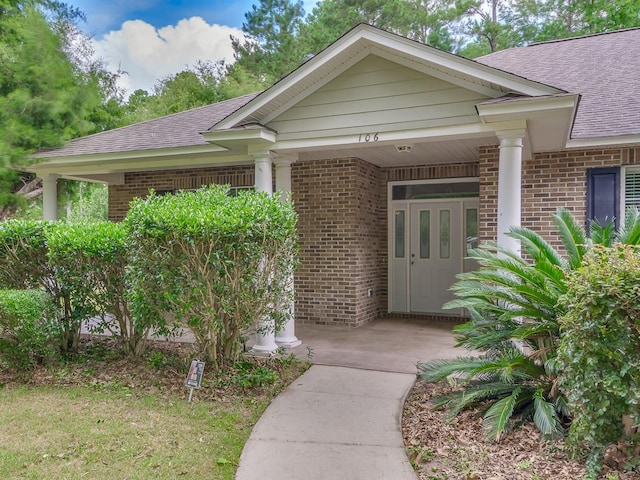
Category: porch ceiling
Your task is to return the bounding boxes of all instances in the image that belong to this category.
[281,135,492,167]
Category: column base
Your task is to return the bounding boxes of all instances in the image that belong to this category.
[275,336,301,348]
[247,344,279,357]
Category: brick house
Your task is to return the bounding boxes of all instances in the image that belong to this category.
[32,25,640,347]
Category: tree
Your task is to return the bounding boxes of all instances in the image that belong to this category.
[0,1,120,220]
[231,0,306,85]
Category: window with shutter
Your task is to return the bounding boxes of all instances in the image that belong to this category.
[586,167,620,230]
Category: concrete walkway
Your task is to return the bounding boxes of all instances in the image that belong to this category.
[236,318,461,480]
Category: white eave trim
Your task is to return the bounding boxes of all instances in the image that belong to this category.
[476,94,579,120]
[28,143,230,171]
[566,135,640,149]
[213,24,564,131]
[201,126,277,145]
[273,120,527,152]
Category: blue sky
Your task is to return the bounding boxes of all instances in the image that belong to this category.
[68,0,318,95]
[70,0,261,37]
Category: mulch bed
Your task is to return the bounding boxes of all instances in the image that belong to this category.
[402,380,640,480]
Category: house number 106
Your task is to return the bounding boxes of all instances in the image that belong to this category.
[358,132,379,142]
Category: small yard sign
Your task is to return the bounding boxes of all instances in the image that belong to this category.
[185,360,205,402]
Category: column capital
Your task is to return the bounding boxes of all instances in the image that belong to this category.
[41,173,61,182]
[248,147,273,160]
[496,129,526,146]
[273,154,298,168]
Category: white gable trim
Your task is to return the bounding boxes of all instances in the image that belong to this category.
[213,24,565,131]
[566,135,640,148]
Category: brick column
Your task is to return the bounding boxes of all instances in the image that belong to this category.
[496,130,525,255]
[274,158,301,348]
[250,151,279,356]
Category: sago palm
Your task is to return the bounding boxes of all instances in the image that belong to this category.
[418,208,640,441]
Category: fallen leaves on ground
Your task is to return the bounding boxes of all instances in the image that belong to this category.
[402,380,640,480]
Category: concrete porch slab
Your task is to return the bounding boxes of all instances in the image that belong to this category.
[284,317,462,374]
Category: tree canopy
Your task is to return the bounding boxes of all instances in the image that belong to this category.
[1,0,639,220]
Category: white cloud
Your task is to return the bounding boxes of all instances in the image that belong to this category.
[93,17,244,95]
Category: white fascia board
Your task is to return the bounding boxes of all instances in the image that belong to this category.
[27,144,230,172]
[274,120,526,151]
[201,127,277,145]
[60,173,126,185]
[32,153,252,177]
[566,135,640,149]
[476,94,579,120]
[361,30,564,97]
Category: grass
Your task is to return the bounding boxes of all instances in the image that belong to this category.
[0,385,262,479]
[0,338,309,480]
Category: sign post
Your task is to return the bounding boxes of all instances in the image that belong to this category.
[185,359,205,402]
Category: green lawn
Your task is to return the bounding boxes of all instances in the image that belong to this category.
[0,385,264,479]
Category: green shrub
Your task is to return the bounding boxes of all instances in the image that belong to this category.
[125,185,298,371]
[0,220,49,290]
[0,289,60,369]
[0,220,80,352]
[558,244,640,478]
[46,222,149,356]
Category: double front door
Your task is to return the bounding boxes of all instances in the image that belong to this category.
[390,199,478,314]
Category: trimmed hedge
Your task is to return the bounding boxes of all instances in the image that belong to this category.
[46,222,149,356]
[125,185,299,371]
[0,289,60,369]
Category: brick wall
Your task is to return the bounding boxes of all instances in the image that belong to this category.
[479,145,640,248]
[108,165,255,221]
[292,158,360,326]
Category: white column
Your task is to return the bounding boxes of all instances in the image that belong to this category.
[42,174,59,221]
[496,130,525,255]
[274,158,301,348]
[250,151,279,356]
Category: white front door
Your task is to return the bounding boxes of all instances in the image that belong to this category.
[389,197,478,314]
[409,202,461,313]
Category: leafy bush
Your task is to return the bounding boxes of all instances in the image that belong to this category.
[125,185,298,371]
[418,208,640,441]
[0,220,80,352]
[0,220,49,290]
[0,289,60,369]
[558,244,640,478]
[46,222,149,356]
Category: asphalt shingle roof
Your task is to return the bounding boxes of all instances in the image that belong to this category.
[37,28,640,159]
[36,92,259,158]
[477,28,640,139]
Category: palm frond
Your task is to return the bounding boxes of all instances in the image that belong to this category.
[589,218,614,246]
[552,209,587,269]
[483,387,521,441]
[439,382,518,418]
[532,388,564,438]
[616,207,640,245]
[417,356,489,382]
[509,226,565,268]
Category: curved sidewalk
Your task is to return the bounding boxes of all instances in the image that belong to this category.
[236,319,460,480]
[235,365,417,480]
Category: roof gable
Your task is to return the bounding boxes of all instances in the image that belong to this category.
[267,54,490,141]
[211,24,564,132]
